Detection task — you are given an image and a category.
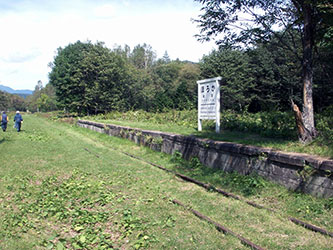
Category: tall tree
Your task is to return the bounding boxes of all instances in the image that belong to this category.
[49,41,131,114]
[200,49,254,111]
[162,51,171,64]
[130,43,156,70]
[195,0,333,142]
[49,41,92,112]
[247,30,302,112]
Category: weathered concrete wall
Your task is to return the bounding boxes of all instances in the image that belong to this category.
[77,119,333,198]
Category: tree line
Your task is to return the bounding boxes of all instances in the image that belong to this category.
[3,33,332,120]
[48,0,332,142]
[0,82,57,113]
[2,0,332,143]
[48,42,200,114]
[47,35,332,114]
[0,91,26,111]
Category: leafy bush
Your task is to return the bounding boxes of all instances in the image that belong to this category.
[171,151,267,196]
[220,110,296,138]
[315,105,333,142]
[220,172,267,196]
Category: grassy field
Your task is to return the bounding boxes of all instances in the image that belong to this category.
[0,114,332,249]
[85,110,333,159]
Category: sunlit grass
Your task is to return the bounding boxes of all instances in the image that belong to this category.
[1,114,332,249]
[93,118,333,159]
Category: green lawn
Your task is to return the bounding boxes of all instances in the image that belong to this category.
[0,114,332,249]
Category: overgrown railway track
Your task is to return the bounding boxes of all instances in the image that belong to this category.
[84,142,333,249]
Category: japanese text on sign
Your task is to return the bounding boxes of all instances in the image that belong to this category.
[199,81,218,119]
[197,77,221,133]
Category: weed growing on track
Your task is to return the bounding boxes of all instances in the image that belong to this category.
[1,168,178,249]
[0,169,152,249]
[168,150,333,232]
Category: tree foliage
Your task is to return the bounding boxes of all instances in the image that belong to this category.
[48,41,202,114]
[25,82,57,112]
[199,27,332,114]
[0,91,10,110]
[49,41,132,114]
[195,0,333,142]
[129,43,156,70]
[195,0,332,48]
[46,34,332,140]
[0,91,26,111]
[145,60,200,111]
[200,49,254,111]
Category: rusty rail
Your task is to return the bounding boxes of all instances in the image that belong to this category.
[172,199,266,250]
[120,151,333,238]
[84,146,333,239]
[84,148,100,158]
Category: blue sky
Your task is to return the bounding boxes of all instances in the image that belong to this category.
[0,0,216,90]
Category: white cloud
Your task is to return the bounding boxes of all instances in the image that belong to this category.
[1,49,41,63]
[0,0,216,90]
[93,4,116,18]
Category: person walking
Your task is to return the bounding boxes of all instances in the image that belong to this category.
[13,111,23,132]
[1,111,8,132]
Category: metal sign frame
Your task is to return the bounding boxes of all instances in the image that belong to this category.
[197,77,221,133]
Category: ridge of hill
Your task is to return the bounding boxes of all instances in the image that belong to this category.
[0,84,33,95]
[0,84,33,98]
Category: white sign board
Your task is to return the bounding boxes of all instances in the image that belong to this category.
[197,77,221,133]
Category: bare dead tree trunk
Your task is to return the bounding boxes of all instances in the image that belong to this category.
[291,100,312,143]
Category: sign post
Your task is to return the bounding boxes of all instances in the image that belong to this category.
[197,77,221,133]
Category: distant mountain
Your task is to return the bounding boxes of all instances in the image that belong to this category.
[0,84,33,96]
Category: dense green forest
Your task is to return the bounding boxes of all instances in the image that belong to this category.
[47,42,200,114]
[195,0,333,142]
[2,35,332,121]
[0,90,26,111]
[2,37,332,114]
[2,34,332,114]
[45,34,332,115]
[1,1,332,143]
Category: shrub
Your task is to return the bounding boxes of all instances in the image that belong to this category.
[220,110,296,138]
[316,106,333,142]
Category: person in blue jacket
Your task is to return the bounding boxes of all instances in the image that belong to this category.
[13,111,23,132]
[1,111,8,132]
